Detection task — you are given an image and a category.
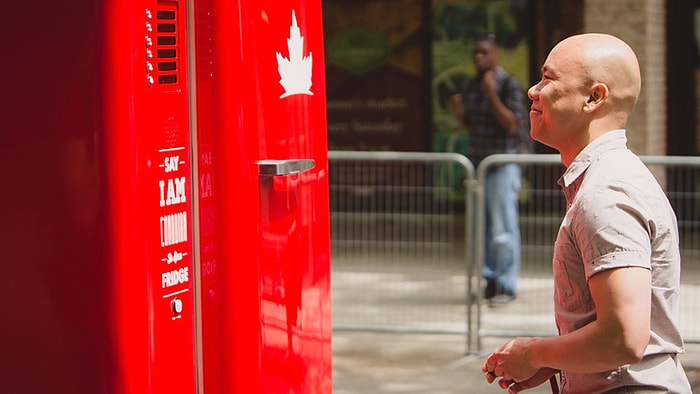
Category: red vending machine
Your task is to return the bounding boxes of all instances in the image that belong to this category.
[0,0,330,392]
[2,0,198,392]
[192,1,332,392]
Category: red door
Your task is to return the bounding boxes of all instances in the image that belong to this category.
[192,0,332,392]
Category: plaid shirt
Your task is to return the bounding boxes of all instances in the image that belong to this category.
[461,66,527,166]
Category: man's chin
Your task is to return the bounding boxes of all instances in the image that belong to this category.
[529,129,546,146]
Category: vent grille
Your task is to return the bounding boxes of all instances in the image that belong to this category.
[155,5,178,85]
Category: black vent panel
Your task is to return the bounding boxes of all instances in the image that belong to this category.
[156,5,178,85]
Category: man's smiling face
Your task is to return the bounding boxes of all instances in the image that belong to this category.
[527,41,590,155]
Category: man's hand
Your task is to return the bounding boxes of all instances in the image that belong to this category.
[496,368,559,393]
[481,337,539,384]
[480,70,497,98]
[449,94,463,118]
[449,94,466,128]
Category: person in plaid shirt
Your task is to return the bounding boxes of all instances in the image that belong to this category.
[450,34,529,306]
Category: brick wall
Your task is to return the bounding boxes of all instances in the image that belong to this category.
[583,0,666,156]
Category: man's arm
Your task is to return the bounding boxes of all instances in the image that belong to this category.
[483,266,651,382]
[536,266,651,369]
[449,93,467,129]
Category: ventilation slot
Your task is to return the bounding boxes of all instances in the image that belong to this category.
[156,5,178,85]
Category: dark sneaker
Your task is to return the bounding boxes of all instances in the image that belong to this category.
[488,293,515,307]
[484,280,496,300]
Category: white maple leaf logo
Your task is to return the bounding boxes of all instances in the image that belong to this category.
[276,10,313,98]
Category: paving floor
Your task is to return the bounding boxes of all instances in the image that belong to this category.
[332,330,700,393]
[331,270,700,393]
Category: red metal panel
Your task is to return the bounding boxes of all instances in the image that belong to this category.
[1,2,114,392]
[103,0,197,392]
[191,1,224,393]
[1,0,196,392]
[193,0,332,392]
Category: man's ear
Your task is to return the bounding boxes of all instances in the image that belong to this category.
[583,83,608,111]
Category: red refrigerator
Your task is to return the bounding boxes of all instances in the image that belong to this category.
[0,0,331,392]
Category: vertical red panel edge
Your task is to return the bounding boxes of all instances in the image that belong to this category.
[101,0,150,392]
[103,0,198,392]
[213,0,266,390]
[148,0,197,391]
[309,0,333,390]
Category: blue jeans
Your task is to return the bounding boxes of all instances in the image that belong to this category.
[483,163,521,295]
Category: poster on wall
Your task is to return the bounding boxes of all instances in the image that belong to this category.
[323,0,429,152]
[431,0,530,193]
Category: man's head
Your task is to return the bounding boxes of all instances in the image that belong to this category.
[472,34,499,74]
[527,33,642,166]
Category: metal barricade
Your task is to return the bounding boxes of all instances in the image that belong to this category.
[630,156,700,345]
[330,151,700,355]
[476,154,700,352]
[474,154,563,353]
[328,151,476,350]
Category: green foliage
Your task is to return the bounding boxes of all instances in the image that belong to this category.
[431,0,530,139]
[431,0,531,196]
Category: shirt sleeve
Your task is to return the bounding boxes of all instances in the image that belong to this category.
[573,180,653,280]
[502,76,527,120]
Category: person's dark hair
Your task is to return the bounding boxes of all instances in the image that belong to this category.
[475,33,497,45]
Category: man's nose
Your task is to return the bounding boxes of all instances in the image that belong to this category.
[527,84,539,100]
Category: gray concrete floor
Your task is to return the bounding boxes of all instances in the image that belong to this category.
[332,330,700,393]
[330,269,700,393]
[329,251,700,392]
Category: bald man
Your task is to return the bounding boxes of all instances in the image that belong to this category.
[482,33,692,393]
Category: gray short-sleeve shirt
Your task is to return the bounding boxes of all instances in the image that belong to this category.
[553,130,691,393]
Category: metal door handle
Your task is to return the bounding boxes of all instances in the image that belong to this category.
[256,159,315,176]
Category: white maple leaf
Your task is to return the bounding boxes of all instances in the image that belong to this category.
[276,10,313,98]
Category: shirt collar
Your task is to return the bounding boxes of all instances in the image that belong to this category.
[560,129,628,187]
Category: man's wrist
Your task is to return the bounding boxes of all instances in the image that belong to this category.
[526,337,545,370]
